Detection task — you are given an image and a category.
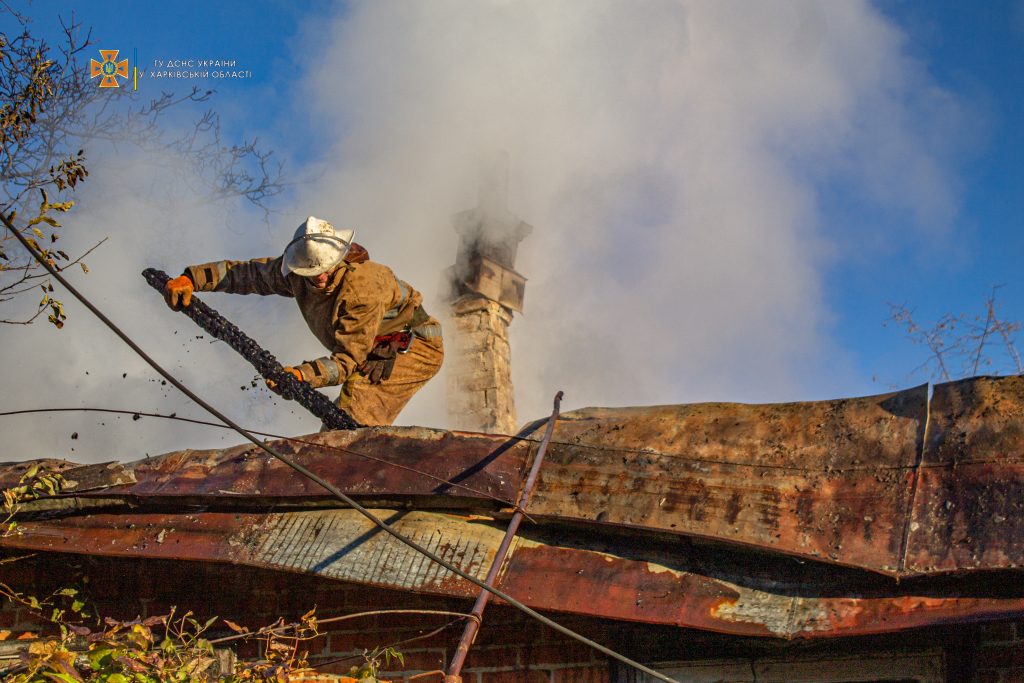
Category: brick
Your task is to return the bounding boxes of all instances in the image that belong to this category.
[979,622,1018,643]
[326,630,408,654]
[89,601,145,622]
[233,638,264,660]
[0,607,20,628]
[296,633,332,657]
[463,645,521,669]
[534,623,602,645]
[981,644,1024,668]
[388,647,446,671]
[472,621,544,648]
[279,594,323,618]
[477,668,551,683]
[307,657,364,676]
[521,642,596,666]
[247,591,283,618]
[13,612,48,631]
[372,612,455,631]
[309,589,359,612]
[447,298,517,434]
[550,666,608,683]
[84,576,135,602]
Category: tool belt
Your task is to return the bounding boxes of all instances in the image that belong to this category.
[358,306,440,384]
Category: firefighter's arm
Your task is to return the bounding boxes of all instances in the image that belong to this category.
[184,257,295,297]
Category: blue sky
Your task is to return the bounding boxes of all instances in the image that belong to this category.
[837,0,1024,386]
[3,1,1022,461]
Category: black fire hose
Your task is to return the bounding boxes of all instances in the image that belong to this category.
[142,268,361,431]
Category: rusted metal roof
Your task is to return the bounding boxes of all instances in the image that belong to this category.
[3,508,1022,639]
[2,375,1023,638]
[0,426,528,504]
[9,375,1023,576]
[905,376,1024,573]
[531,382,927,575]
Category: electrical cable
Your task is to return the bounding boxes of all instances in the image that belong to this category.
[1,211,680,683]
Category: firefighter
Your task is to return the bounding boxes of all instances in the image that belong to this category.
[163,216,443,427]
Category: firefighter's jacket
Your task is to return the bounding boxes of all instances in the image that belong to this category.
[185,254,433,388]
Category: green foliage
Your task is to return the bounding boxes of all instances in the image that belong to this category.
[6,607,224,682]
[0,582,404,682]
[347,645,404,683]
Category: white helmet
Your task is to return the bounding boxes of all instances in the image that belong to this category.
[281,216,354,277]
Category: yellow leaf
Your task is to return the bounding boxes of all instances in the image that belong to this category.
[223,618,247,634]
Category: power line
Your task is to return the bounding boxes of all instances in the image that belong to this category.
[1,211,679,683]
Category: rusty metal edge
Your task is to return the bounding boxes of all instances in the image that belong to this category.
[3,509,1024,640]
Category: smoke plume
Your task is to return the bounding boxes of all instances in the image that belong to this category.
[0,1,971,463]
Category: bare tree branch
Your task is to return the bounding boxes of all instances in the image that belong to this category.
[886,286,1022,383]
[1,6,285,327]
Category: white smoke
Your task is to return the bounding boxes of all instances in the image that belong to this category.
[293,0,970,421]
[0,1,972,463]
[0,145,321,463]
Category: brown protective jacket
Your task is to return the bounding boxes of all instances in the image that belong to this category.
[185,248,432,388]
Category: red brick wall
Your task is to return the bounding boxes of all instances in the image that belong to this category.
[975,621,1024,683]
[4,551,1024,683]
[0,552,610,683]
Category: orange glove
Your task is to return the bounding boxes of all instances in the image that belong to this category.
[164,275,194,310]
[266,366,303,394]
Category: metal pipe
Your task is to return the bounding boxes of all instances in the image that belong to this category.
[446,391,564,683]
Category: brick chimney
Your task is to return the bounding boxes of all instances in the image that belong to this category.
[444,153,532,434]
